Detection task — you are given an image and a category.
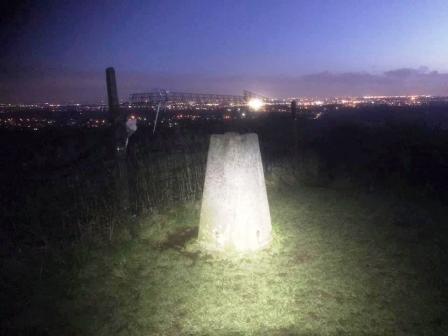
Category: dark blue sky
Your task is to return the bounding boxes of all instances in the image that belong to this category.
[1,0,447,103]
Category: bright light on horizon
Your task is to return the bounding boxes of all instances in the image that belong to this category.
[247,98,264,111]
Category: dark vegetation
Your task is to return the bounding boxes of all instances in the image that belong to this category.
[1,105,448,334]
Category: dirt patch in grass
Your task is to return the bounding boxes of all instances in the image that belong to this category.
[157,226,201,264]
[159,227,198,251]
[295,252,314,264]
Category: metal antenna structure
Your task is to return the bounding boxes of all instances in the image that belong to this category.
[152,89,169,134]
[129,89,274,133]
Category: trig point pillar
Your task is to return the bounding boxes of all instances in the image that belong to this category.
[198,133,272,252]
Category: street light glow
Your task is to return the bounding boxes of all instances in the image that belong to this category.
[247,98,264,111]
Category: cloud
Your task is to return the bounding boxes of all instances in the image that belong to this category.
[259,68,448,98]
[1,66,447,103]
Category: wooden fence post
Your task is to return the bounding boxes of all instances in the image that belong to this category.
[291,100,299,164]
[106,67,130,211]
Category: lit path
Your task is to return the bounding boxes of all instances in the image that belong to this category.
[66,185,447,335]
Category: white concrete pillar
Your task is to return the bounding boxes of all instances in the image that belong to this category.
[198,133,272,252]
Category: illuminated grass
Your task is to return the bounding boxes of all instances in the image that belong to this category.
[62,185,447,335]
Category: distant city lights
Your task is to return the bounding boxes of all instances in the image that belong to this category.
[1,94,448,131]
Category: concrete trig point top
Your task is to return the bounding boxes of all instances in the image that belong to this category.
[198,132,272,252]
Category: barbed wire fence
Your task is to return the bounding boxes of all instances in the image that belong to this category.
[1,113,294,251]
[0,129,209,249]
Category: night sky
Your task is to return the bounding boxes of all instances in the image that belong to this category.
[1,0,448,103]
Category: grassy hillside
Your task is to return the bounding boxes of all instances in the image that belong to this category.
[2,112,448,335]
[6,181,447,335]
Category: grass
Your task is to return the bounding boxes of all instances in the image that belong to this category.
[9,182,448,335]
